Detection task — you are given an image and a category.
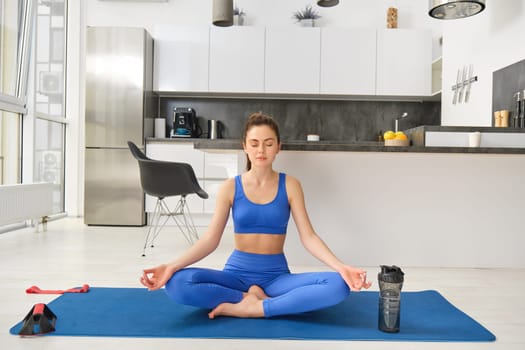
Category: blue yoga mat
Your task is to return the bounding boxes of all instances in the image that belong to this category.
[10,287,495,341]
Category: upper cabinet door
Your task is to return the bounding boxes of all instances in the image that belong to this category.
[265,27,321,94]
[320,27,376,95]
[376,29,432,96]
[153,26,209,92]
[209,27,265,93]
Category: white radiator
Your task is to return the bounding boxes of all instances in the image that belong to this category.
[0,183,54,227]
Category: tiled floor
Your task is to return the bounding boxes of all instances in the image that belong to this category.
[1,218,523,349]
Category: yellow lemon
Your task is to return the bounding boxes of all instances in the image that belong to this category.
[383,131,396,140]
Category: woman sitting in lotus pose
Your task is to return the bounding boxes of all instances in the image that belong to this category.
[140,112,371,318]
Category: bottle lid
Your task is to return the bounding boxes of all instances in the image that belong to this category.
[378,265,404,283]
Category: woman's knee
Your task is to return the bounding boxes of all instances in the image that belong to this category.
[328,273,351,301]
[164,268,198,304]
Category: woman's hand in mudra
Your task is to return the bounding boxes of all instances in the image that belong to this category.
[140,264,173,291]
[339,265,372,292]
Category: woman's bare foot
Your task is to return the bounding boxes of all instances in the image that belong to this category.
[208,294,264,319]
[247,285,268,300]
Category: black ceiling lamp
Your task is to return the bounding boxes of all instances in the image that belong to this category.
[317,0,339,7]
[429,0,486,20]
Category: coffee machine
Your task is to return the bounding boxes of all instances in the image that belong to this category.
[171,107,200,138]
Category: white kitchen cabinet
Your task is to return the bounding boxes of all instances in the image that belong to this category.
[203,151,239,214]
[152,26,433,98]
[265,27,321,94]
[153,26,209,92]
[376,29,432,96]
[146,142,204,176]
[209,26,265,93]
[204,151,238,179]
[145,142,205,214]
[320,27,376,95]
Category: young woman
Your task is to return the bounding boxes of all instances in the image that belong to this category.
[140,112,371,319]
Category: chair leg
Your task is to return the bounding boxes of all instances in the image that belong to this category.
[149,202,171,248]
[142,198,167,256]
[142,196,200,256]
[179,197,200,243]
[160,198,196,245]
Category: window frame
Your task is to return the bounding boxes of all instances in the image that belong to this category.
[0,0,35,114]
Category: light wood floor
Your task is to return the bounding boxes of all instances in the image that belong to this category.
[1,218,523,349]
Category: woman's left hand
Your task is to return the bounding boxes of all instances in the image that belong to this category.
[339,265,372,291]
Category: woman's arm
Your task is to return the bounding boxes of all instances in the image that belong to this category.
[141,178,234,290]
[287,175,371,291]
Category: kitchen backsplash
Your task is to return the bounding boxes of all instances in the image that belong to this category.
[493,58,525,125]
[159,98,441,142]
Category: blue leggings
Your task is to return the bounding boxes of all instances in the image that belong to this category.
[165,249,350,318]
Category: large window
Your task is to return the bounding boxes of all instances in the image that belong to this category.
[33,0,67,213]
[0,0,33,185]
[0,0,19,98]
[35,0,66,119]
[34,118,64,212]
[0,111,21,184]
[1,0,67,216]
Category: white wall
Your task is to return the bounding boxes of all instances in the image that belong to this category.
[67,0,442,216]
[441,1,525,126]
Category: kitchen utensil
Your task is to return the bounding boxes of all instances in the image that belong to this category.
[494,111,502,127]
[207,119,223,139]
[500,110,509,127]
[172,107,201,138]
[154,118,166,138]
[452,69,461,104]
[464,64,473,102]
[458,66,467,103]
[394,112,408,133]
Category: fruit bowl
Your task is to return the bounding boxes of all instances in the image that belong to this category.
[385,139,410,147]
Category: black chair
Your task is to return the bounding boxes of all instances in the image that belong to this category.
[127,141,208,256]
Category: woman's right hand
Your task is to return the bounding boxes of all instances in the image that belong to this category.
[140,264,174,291]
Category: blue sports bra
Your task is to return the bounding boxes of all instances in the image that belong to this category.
[232,173,290,235]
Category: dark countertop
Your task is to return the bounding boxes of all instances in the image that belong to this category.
[407,125,525,133]
[147,137,525,154]
[405,125,525,149]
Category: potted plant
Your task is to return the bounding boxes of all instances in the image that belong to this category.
[234,4,246,26]
[292,5,321,27]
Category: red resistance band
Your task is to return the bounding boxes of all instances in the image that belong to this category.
[25,284,90,294]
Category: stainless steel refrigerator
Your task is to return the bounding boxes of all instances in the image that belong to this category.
[84,27,155,226]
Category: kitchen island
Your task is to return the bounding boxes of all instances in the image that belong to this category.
[147,137,525,269]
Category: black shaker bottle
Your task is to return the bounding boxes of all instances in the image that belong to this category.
[378,265,405,333]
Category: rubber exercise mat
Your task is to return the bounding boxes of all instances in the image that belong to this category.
[10,288,495,341]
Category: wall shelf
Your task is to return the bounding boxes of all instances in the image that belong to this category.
[432,56,442,97]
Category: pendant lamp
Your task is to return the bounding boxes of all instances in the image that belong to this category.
[317,0,339,7]
[213,0,233,27]
[429,0,485,20]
